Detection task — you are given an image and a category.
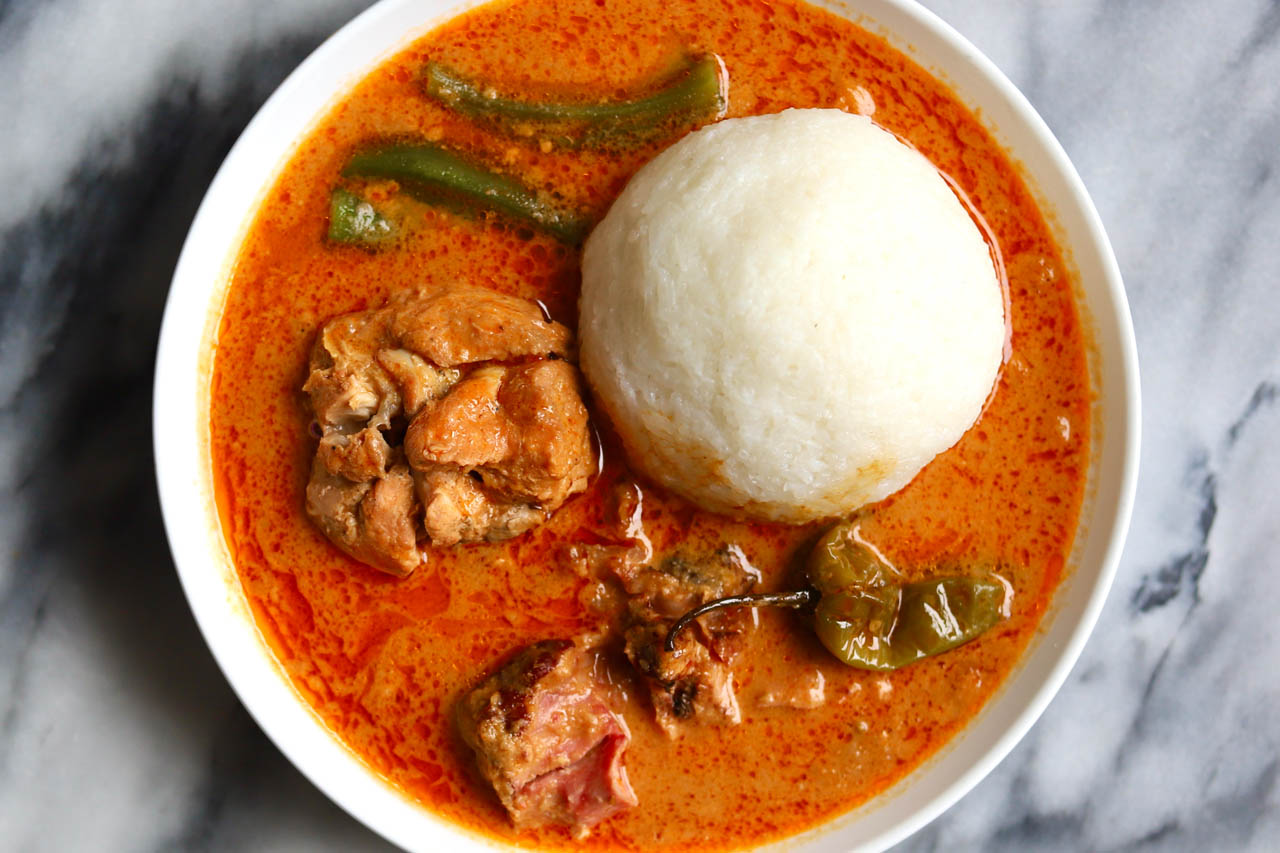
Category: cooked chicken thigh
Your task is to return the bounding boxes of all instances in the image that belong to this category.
[302,284,593,575]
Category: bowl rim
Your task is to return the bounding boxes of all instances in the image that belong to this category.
[152,1,1140,851]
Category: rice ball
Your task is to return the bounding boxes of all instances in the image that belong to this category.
[579,109,1004,523]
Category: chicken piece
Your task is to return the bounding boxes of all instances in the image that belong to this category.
[481,360,594,507]
[303,306,424,575]
[389,286,571,367]
[625,623,742,730]
[414,466,544,546]
[360,466,420,572]
[304,310,401,432]
[615,549,758,736]
[415,466,493,546]
[405,359,593,544]
[301,283,589,574]
[374,348,458,417]
[558,543,646,581]
[456,640,637,836]
[304,460,369,552]
[617,549,758,635]
[317,426,390,483]
[408,366,511,467]
[305,462,421,577]
[606,480,651,556]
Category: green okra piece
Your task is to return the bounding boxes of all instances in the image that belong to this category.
[342,143,589,243]
[423,54,727,146]
[328,188,396,247]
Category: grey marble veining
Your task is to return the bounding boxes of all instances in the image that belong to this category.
[0,0,1276,850]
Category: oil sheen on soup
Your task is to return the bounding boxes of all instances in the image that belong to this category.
[210,0,1091,848]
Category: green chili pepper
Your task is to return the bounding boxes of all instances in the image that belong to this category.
[422,54,727,147]
[807,520,896,592]
[665,521,1010,671]
[813,577,1007,671]
[327,188,397,247]
[342,143,589,242]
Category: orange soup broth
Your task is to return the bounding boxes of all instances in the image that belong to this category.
[210,0,1091,848]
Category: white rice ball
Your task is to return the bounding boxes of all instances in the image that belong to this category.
[580,109,1004,523]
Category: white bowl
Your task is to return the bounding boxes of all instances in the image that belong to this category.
[153,0,1140,850]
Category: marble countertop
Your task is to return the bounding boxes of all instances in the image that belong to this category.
[1,0,1277,850]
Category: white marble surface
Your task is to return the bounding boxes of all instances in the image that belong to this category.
[1,0,1277,850]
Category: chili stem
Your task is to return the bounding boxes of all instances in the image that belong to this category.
[664,588,819,652]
